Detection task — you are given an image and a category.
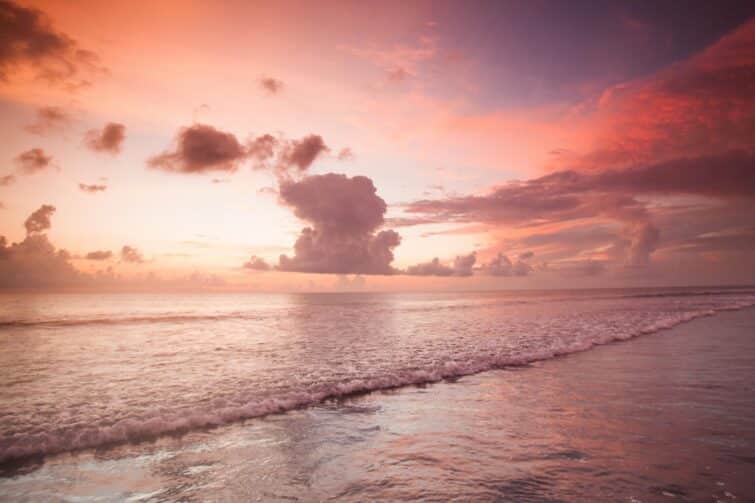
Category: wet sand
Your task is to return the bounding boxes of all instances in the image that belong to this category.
[1,307,753,502]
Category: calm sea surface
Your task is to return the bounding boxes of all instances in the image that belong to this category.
[0,287,754,501]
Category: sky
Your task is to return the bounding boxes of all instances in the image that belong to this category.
[0,0,754,292]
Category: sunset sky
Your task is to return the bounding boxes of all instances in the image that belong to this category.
[1,0,754,291]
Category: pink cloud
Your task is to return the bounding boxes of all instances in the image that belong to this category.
[84,122,126,154]
[277,173,401,274]
[15,148,54,174]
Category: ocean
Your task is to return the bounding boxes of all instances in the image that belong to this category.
[0,287,754,501]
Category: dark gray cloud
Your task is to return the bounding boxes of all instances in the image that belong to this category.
[148,124,247,173]
[84,122,126,154]
[277,173,401,274]
[148,124,332,178]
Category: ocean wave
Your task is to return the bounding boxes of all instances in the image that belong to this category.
[1,300,752,465]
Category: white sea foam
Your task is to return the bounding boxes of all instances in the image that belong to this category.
[0,290,753,464]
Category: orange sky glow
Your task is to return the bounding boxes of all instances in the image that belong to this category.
[1,0,754,291]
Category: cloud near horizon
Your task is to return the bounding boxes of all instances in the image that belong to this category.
[403,148,755,272]
[0,206,230,290]
[0,204,82,289]
[243,255,271,271]
[277,173,401,274]
[120,245,144,263]
[480,253,533,277]
[406,252,476,277]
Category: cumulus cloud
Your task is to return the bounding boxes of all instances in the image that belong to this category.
[243,255,270,271]
[479,253,532,277]
[85,250,112,260]
[148,124,332,179]
[120,245,144,263]
[0,205,86,288]
[0,0,104,87]
[0,174,15,186]
[0,233,84,288]
[78,183,106,193]
[15,148,53,174]
[24,106,70,135]
[403,149,755,270]
[24,204,55,234]
[84,122,126,154]
[259,76,284,94]
[406,252,477,277]
[277,173,401,274]
[148,123,247,173]
[0,208,229,291]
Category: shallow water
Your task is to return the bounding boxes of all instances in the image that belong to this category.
[1,288,754,501]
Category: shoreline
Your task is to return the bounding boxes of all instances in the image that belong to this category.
[3,304,753,501]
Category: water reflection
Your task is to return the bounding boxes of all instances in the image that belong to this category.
[0,298,753,501]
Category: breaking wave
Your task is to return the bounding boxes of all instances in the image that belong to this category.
[1,298,753,465]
